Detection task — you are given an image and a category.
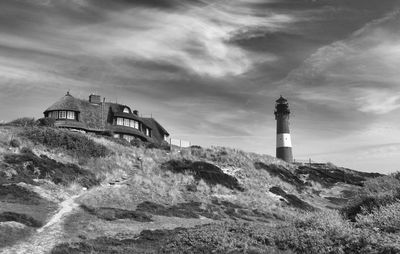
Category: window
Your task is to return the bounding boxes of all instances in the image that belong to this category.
[123,107,129,113]
[117,117,123,125]
[129,120,135,128]
[67,111,75,120]
[59,111,66,119]
[134,121,139,129]
[145,128,151,137]
[124,118,130,127]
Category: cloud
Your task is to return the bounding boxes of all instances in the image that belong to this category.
[282,11,400,116]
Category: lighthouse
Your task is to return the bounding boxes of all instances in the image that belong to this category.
[274,96,293,163]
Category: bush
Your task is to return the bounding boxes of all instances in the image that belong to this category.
[2,152,100,188]
[342,191,400,221]
[273,210,400,253]
[9,139,21,148]
[130,138,145,148]
[6,118,36,127]
[19,127,109,158]
[356,201,400,233]
[36,118,56,127]
[161,160,244,191]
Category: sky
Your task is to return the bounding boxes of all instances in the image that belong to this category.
[0,0,399,173]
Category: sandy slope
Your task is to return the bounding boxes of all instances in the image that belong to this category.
[1,194,81,254]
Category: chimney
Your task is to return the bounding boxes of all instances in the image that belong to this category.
[133,110,139,116]
[89,94,101,104]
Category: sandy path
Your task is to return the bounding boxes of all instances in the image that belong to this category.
[1,194,81,254]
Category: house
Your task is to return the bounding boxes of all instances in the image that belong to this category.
[43,92,169,145]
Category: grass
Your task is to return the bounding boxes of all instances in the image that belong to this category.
[0,212,43,228]
[1,151,100,188]
[2,125,397,253]
[0,184,45,205]
[269,186,315,211]
[80,205,152,222]
[0,222,35,248]
[161,160,244,191]
[18,127,109,158]
[356,201,400,233]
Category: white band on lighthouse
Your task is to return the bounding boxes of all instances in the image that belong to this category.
[276,133,292,148]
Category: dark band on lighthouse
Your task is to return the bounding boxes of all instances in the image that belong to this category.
[275,96,293,163]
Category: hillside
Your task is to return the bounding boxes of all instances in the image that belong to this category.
[1,124,400,253]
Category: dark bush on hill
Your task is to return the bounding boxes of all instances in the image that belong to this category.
[6,118,37,127]
[342,190,400,221]
[136,200,274,222]
[36,117,56,127]
[81,205,152,222]
[145,141,171,151]
[0,212,42,228]
[51,223,278,254]
[9,139,20,148]
[270,186,315,211]
[0,184,44,205]
[255,162,305,190]
[162,160,244,191]
[1,152,100,188]
[19,127,109,158]
[295,164,382,187]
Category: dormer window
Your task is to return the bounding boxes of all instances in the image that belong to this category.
[67,111,75,120]
[123,107,129,113]
[59,111,67,119]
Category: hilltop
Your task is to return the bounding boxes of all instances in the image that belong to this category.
[0,122,399,253]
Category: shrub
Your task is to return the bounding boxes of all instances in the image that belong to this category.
[362,175,400,195]
[36,117,56,127]
[161,160,244,191]
[2,152,100,188]
[9,139,21,148]
[356,201,400,233]
[342,191,400,221]
[20,147,33,154]
[6,118,36,127]
[145,141,171,151]
[19,127,109,158]
[130,138,145,148]
[0,212,43,228]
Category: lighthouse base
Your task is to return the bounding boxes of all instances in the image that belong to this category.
[276,147,293,163]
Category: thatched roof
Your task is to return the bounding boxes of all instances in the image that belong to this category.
[43,93,169,144]
[44,92,81,112]
[142,118,169,136]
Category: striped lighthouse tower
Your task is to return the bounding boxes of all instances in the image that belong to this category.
[274,96,293,163]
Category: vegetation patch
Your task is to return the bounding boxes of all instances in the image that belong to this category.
[0,212,43,228]
[0,221,35,248]
[270,186,315,211]
[161,160,244,191]
[342,190,400,221]
[0,184,45,205]
[295,164,382,187]
[51,223,280,254]
[135,200,274,222]
[19,127,109,158]
[81,205,152,222]
[255,162,305,189]
[135,201,209,219]
[324,196,349,206]
[356,201,400,233]
[1,152,100,188]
